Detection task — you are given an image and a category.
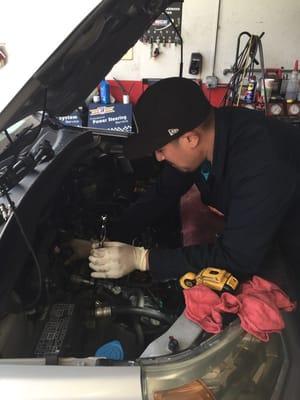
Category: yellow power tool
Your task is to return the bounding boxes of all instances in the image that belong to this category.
[180,267,239,293]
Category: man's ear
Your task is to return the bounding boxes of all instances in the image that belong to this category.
[180,131,200,148]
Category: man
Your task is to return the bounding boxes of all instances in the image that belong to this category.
[78,77,300,293]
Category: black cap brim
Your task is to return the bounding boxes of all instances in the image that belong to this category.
[124,130,180,160]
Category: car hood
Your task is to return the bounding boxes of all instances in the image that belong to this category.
[0,0,173,132]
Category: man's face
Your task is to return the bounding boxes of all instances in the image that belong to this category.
[154,133,206,172]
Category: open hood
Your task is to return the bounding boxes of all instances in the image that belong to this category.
[0,0,174,132]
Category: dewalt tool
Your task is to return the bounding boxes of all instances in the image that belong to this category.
[180,267,239,293]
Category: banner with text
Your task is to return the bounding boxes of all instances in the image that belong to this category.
[88,103,132,134]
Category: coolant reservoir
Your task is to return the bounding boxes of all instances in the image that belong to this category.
[140,312,203,358]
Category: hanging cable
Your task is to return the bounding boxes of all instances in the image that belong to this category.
[37,88,48,136]
[0,87,49,310]
[4,129,13,145]
[3,190,43,310]
[221,32,265,109]
[258,38,267,114]
[163,12,183,77]
[236,35,253,106]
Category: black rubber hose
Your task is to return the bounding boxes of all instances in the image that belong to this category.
[133,320,144,350]
[111,307,173,325]
[134,290,145,349]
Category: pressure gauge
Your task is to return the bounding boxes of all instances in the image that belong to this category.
[287,102,300,116]
[266,102,285,116]
[270,103,284,115]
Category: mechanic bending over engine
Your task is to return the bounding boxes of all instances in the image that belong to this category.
[69,77,300,295]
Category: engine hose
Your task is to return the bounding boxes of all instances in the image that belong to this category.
[136,289,145,308]
[112,307,173,325]
[133,320,144,349]
[95,306,173,325]
[134,290,145,349]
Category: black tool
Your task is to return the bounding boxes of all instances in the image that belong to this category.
[189,52,202,75]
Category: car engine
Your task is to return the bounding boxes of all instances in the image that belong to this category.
[0,144,186,361]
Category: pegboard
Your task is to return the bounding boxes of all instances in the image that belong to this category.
[140,2,182,45]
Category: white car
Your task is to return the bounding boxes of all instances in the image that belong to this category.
[0,1,299,399]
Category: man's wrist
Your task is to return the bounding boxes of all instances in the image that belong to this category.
[144,249,150,271]
[135,246,149,271]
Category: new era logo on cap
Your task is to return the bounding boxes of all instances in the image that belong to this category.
[168,128,179,136]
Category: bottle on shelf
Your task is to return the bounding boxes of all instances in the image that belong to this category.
[99,80,111,105]
[280,73,288,97]
[285,60,299,102]
[244,76,257,104]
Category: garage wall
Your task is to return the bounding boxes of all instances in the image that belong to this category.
[1,0,300,113]
[214,0,300,79]
[109,0,300,82]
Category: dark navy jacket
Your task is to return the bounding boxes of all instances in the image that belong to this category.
[112,107,300,283]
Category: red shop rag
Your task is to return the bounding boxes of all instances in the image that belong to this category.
[183,275,296,342]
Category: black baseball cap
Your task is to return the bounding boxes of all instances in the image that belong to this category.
[124,77,211,159]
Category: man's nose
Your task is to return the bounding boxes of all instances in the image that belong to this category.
[155,150,165,162]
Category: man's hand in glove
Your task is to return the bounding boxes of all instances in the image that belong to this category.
[89,241,149,279]
[64,239,92,265]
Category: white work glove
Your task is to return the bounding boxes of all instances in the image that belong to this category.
[88,241,149,279]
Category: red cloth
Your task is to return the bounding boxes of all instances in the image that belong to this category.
[184,275,296,341]
[184,284,223,334]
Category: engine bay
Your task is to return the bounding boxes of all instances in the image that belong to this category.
[0,144,187,361]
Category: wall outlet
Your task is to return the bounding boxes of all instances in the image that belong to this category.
[205,75,218,88]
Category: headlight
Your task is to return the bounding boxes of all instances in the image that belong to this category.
[151,379,215,399]
[140,321,287,400]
